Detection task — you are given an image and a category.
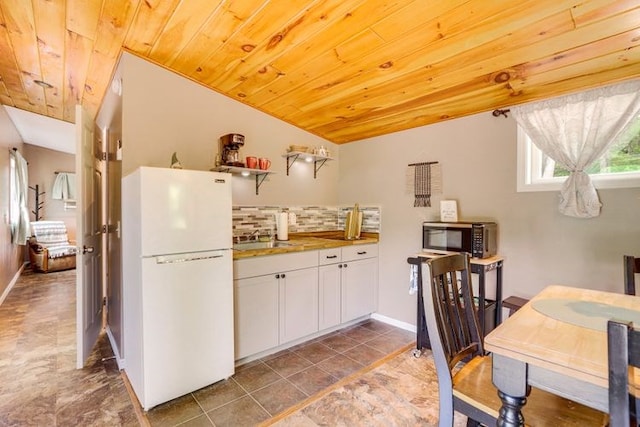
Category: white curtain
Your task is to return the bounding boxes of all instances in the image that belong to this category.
[10,150,30,244]
[511,79,640,218]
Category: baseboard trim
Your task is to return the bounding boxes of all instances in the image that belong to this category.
[0,262,26,307]
[105,326,125,370]
[370,312,416,333]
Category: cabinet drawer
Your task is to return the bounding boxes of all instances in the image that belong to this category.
[234,251,317,279]
[342,244,378,262]
[318,248,341,265]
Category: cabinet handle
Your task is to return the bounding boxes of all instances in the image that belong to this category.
[343,264,348,268]
[326,255,337,259]
[357,251,367,255]
[281,273,286,278]
[275,274,280,279]
[338,264,342,269]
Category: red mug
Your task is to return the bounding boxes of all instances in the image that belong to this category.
[246,156,258,169]
[259,158,271,170]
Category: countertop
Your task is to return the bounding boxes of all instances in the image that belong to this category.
[233,231,379,260]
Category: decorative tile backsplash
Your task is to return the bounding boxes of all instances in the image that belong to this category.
[232,205,380,238]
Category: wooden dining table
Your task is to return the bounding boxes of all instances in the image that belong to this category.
[484,285,640,426]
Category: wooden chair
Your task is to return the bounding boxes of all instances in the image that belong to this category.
[623,255,639,296]
[407,254,608,427]
[607,319,639,427]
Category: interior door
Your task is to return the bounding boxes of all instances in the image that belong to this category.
[76,104,103,368]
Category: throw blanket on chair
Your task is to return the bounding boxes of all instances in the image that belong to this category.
[31,221,77,258]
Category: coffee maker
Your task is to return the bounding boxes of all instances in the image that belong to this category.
[219,133,245,166]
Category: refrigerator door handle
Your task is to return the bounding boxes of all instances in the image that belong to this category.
[155,252,226,265]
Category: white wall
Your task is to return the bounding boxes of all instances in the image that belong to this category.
[22,144,76,239]
[338,112,640,325]
[119,53,339,206]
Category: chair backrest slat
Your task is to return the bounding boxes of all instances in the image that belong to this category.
[423,253,483,370]
[623,255,639,296]
[607,319,639,427]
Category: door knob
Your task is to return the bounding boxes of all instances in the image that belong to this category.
[82,245,94,254]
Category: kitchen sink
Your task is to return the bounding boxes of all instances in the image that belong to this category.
[233,241,296,251]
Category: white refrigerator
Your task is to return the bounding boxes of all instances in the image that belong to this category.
[122,166,234,410]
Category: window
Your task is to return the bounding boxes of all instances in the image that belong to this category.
[517,115,640,192]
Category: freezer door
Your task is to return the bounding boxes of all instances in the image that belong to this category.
[138,167,232,256]
[141,250,234,410]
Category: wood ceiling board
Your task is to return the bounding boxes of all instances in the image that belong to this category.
[247,1,442,108]
[1,0,47,113]
[570,0,640,27]
[198,0,318,88]
[0,8,28,109]
[66,0,102,39]
[324,82,529,143]
[219,0,408,105]
[1,0,640,144]
[512,47,640,93]
[214,0,371,95]
[168,0,269,78]
[123,0,182,56]
[264,0,564,122]
[294,8,631,126]
[33,0,66,119]
[369,0,469,42]
[307,72,512,136]
[267,0,406,74]
[264,0,579,121]
[82,0,137,120]
[63,31,93,122]
[147,0,222,66]
[521,28,640,80]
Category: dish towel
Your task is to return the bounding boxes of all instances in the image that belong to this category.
[52,173,76,200]
[409,264,418,295]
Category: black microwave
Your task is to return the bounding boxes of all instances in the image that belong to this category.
[422,221,497,259]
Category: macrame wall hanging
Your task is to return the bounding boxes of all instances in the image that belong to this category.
[406,162,442,207]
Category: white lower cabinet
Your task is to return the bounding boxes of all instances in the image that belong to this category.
[319,244,379,326]
[234,274,278,360]
[279,267,318,343]
[233,251,318,360]
[234,244,378,360]
[341,256,378,322]
[318,263,342,330]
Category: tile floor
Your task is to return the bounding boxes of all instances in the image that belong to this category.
[0,266,416,426]
[144,320,415,426]
[0,267,138,426]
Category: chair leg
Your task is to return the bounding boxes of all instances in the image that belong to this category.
[465,418,481,427]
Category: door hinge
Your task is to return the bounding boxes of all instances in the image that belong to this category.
[103,296,107,306]
[101,152,116,161]
[102,224,118,233]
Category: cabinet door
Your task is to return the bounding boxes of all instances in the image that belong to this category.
[279,267,319,344]
[318,264,341,330]
[341,257,378,323]
[234,275,279,360]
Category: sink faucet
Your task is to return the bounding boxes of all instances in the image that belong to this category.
[250,230,261,241]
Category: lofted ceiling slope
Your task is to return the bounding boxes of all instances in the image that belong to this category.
[1,0,640,144]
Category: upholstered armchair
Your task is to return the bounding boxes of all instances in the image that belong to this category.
[28,221,77,273]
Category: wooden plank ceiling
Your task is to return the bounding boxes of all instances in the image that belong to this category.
[1,0,640,144]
